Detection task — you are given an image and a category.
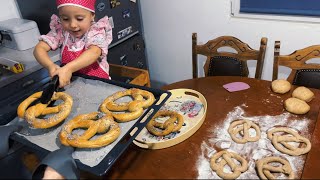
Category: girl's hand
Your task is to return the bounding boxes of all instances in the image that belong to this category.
[43,166,64,179]
[48,64,60,78]
[52,66,72,88]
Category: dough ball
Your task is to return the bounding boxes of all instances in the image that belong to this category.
[284,97,310,115]
[271,79,291,94]
[292,86,315,102]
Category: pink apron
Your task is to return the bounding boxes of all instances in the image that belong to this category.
[61,33,110,79]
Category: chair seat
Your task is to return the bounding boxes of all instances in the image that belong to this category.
[111,75,133,84]
[109,63,151,87]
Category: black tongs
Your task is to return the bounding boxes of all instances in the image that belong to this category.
[40,75,59,104]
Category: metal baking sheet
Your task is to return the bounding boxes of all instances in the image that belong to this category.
[9,74,171,176]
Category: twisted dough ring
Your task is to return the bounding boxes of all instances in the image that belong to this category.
[60,112,121,148]
[17,91,73,129]
[228,119,261,144]
[100,88,155,122]
[267,127,311,156]
[146,110,184,136]
[210,150,248,179]
[256,156,294,179]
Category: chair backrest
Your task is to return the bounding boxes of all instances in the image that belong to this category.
[192,33,268,79]
[273,41,320,89]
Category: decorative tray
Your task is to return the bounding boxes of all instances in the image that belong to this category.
[134,88,207,149]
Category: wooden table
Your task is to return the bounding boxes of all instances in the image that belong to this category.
[103,76,320,179]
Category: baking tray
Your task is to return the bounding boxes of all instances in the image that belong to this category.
[7,73,171,176]
[134,89,207,149]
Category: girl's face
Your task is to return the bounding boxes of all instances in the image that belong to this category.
[58,6,95,38]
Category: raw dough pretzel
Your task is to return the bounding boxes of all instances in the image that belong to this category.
[100,88,155,122]
[17,91,73,129]
[210,150,248,179]
[256,156,294,179]
[228,119,261,144]
[60,112,121,148]
[267,127,311,156]
[146,110,184,136]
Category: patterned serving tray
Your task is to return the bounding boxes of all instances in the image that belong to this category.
[133,88,207,149]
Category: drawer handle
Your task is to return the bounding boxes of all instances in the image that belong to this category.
[22,80,35,88]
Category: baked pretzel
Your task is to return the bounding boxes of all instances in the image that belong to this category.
[256,156,294,179]
[17,91,73,129]
[146,110,184,136]
[60,112,121,148]
[100,88,155,122]
[267,127,311,156]
[228,119,261,144]
[210,150,248,179]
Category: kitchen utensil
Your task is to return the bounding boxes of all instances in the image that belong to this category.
[40,75,59,104]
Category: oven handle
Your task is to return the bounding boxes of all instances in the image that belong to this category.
[0,31,3,45]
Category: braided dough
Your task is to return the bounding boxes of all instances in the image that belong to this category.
[60,112,120,148]
[256,156,294,179]
[210,150,248,179]
[292,86,315,102]
[271,79,291,94]
[146,110,184,136]
[267,127,311,156]
[228,119,261,144]
[100,88,155,122]
[17,91,73,129]
[284,97,310,115]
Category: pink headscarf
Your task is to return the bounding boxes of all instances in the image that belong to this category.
[56,0,96,12]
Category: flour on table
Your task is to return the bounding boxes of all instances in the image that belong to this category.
[196,106,310,179]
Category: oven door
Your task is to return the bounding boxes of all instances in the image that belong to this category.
[0,67,51,125]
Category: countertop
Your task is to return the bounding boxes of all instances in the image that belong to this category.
[0,46,60,88]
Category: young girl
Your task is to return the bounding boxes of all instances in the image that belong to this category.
[31,0,112,178]
[34,0,113,88]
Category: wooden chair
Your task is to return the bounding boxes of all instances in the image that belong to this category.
[192,33,268,79]
[109,63,151,87]
[273,41,320,89]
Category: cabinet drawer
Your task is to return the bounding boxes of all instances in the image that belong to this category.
[108,34,148,70]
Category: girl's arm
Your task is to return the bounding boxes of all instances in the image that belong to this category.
[33,41,60,77]
[53,45,102,87]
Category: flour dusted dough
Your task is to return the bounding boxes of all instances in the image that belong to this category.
[271,79,291,94]
[267,127,311,156]
[210,150,248,179]
[284,97,310,114]
[292,86,315,102]
[256,156,294,179]
[228,119,261,144]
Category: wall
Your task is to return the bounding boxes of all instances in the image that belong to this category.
[139,0,320,87]
[1,0,320,88]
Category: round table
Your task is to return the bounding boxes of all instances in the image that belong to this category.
[103,76,320,179]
